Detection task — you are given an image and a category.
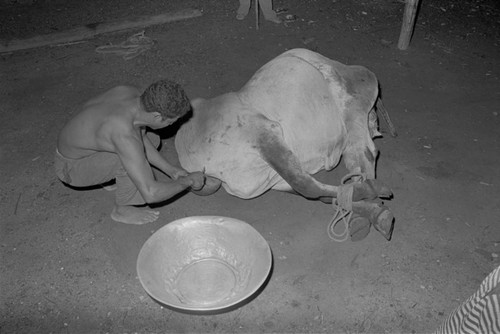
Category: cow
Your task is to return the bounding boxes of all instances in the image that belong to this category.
[175,48,397,241]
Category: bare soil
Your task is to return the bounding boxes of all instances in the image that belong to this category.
[1,0,500,333]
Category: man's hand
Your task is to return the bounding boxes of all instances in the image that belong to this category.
[180,171,205,191]
[170,168,189,180]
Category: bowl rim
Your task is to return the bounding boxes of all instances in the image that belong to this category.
[136,215,273,313]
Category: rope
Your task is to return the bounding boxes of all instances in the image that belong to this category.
[327,172,367,242]
[95,31,155,60]
[255,0,259,30]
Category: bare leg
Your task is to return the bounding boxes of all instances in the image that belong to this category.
[111,156,160,224]
[237,0,251,19]
[111,180,161,225]
[259,0,281,23]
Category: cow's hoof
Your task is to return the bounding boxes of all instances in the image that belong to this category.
[349,215,371,242]
[371,205,394,241]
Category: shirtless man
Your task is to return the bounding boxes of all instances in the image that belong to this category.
[55,80,206,225]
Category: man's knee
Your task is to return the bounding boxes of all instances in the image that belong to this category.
[115,171,147,206]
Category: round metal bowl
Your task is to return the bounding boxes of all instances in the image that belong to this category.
[136,216,272,313]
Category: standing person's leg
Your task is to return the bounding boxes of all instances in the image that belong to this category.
[259,0,281,23]
[236,0,251,20]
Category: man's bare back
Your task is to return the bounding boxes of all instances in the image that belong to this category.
[57,86,141,159]
[55,80,213,225]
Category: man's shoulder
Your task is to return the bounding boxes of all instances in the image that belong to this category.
[84,85,140,112]
[106,85,141,97]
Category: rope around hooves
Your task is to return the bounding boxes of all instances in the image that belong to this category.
[327,173,367,242]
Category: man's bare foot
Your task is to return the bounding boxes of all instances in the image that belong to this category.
[110,205,159,225]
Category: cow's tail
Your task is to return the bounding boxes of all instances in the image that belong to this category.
[376,98,398,137]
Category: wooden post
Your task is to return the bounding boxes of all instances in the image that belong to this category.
[397,0,420,50]
[255,0,260,30]
[0,8,202,54]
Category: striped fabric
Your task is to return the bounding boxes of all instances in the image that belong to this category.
[436,265,500,334]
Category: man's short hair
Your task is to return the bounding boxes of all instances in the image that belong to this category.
[140,80,191,120]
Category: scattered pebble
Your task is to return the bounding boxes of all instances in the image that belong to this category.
[302,37,315,45]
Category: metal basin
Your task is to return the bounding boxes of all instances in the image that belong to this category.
[136,216,272,313]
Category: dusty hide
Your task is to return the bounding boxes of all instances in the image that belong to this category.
[175,48,384,200]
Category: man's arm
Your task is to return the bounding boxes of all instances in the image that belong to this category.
[142,132,188,179]
[113,132,202,204]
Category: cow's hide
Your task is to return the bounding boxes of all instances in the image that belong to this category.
[175,48,388,200]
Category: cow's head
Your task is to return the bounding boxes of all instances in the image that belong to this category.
[337,66,382,180]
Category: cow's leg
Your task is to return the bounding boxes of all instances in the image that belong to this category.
[351,200,394,240]
[340,133,395,240]
[256,119,390,202]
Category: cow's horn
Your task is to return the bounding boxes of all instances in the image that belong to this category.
[376,98,398,137]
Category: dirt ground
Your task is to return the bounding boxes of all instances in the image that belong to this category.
[1,0,500,333]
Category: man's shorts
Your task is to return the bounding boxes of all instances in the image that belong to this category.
[54,149,122,187]
[54,133,161,206]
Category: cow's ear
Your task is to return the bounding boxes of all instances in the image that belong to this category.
[368,110,382,138]
[371,129,383,138]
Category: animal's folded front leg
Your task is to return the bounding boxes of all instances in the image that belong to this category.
[351,179,393,201]
[257,119,392,202]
